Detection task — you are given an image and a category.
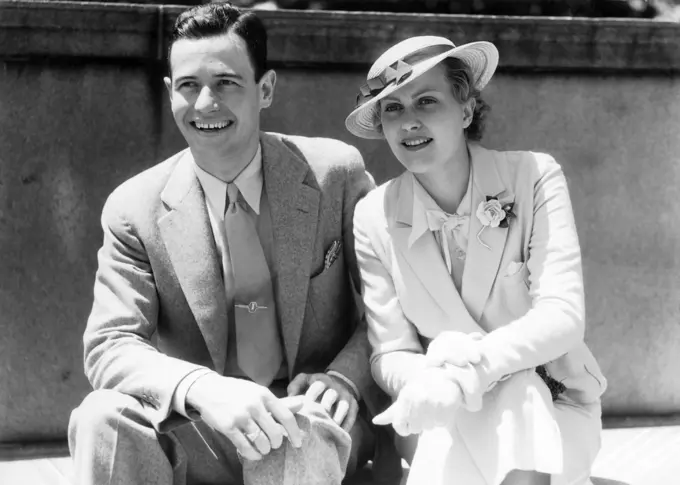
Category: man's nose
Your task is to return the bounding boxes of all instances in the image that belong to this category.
[194,87,219,112]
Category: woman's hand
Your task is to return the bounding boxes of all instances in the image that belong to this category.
[425,331,488,412]
[373,331,488,436]
[372,367,464,436]
[426,331,484,368]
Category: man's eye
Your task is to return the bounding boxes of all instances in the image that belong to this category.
[178,82,197,90]
[218,79,237,87]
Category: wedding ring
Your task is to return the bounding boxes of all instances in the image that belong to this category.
[245,428,263,442]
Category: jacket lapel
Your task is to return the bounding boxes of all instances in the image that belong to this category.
[261,133,320,373]
[462,144,514,322]
[390,174,481,333]
[158,151,228,373]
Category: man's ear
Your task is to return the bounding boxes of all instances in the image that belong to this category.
[164,76,173,100]
[258,69,277,110]
[463,98,476,129]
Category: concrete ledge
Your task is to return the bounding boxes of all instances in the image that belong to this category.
[6,418,680,485]
[1,0,679,72]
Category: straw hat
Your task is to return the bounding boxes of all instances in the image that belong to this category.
[345,36,498,139]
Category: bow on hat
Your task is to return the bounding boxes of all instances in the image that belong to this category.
[357,59,414,104]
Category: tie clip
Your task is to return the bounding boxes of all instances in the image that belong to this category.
[235,302,268,313]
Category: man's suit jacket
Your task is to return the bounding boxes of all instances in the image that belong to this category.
[83,131,378,432]
[353,143,607,406]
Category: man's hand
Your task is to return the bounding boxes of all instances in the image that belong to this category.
[372,368,463,436]
[287,372,359,432]
[187,374,304,461]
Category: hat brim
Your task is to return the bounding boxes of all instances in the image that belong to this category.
[345,41,499,140]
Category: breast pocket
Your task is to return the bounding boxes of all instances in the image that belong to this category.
[307,253,348,325]
[496,261,532,320]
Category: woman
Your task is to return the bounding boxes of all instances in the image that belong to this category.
[346,36,607,485]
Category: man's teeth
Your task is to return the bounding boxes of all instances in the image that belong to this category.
[195,121,230,130]
[403,138,431,147]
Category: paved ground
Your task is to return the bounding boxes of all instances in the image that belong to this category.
[2,422,678,485]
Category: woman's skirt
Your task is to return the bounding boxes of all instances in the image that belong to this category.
[401,369,602,485]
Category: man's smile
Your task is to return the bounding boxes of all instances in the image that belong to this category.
[190,120,234,133]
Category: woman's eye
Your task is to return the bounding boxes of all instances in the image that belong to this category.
[419,97,436,105]
[384,103,402,113]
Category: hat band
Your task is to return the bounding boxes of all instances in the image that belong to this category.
[356,59,414,106]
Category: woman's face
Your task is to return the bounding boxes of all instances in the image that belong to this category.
[379,63,473,175]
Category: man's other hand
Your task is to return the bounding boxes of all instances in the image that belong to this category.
[187,374,304,461]
[287,372,359,432]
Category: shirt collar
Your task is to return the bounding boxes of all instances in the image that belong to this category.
[409,166,473,247]
[192,144,263,218]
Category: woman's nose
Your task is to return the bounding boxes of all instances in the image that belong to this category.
[401,116,422,132]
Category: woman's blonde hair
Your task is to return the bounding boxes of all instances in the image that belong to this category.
[441,57,489,141]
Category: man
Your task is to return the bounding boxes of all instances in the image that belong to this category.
[68,3,399,484]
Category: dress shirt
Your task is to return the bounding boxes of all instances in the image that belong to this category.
[409,169,473,278]
[171,145,286,417]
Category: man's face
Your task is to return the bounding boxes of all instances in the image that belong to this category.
[165,32,274,164]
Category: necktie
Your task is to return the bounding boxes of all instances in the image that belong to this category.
[224,183,282,386]
[426,210,469,276]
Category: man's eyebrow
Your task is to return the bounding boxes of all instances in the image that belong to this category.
[174,73,245,85]
[215,73,244,80]
[174,75,195,85]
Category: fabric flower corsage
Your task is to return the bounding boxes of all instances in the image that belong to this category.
[475,196,516,249]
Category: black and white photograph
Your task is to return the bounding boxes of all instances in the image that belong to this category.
[1,1,679,484]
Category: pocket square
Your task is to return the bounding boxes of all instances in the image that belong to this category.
[505,260,525,276]
[324,240,342,270]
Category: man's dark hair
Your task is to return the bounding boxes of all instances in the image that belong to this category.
[169,2,268,81]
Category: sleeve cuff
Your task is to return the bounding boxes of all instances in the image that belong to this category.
[172,368,215,419]
[326,370,360,401]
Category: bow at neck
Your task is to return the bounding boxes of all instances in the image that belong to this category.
[425,210,470,274]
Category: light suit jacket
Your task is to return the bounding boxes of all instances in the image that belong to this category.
[83,132,381,432]
[353,143,607,407]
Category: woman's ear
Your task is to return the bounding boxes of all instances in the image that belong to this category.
[463,98,476,128]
